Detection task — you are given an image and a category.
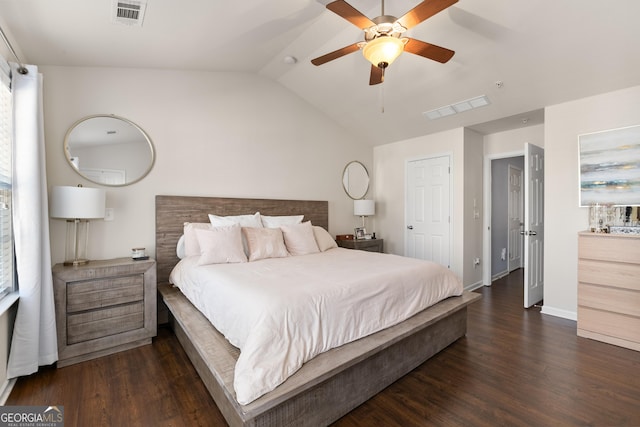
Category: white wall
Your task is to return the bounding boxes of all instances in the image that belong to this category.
[373,128,467,282]
[42,66,372,264]
[543,84,640,319]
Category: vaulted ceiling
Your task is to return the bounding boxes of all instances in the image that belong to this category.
[1,0,639,145]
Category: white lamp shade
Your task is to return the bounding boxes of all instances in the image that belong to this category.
[354,199,375,216]
[50,186,106,219]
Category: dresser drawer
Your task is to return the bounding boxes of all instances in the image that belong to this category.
[578,283,640,317]
[578,234,640,264]
[578,259,640,291]
[67,301,144,344]
[578,306,640,344]
[67,274,144,313]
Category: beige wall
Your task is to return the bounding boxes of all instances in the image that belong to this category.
[372,127,485,288]
[463,128,484,288]
[543,84,640,319]
[42,66,372,264]
[484,124,545,156]
[372,128,468,283]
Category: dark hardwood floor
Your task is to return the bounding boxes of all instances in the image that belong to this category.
[7,270,640,426]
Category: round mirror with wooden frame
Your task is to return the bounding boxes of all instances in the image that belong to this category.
[342,161,370,200]
[64,114,155,186]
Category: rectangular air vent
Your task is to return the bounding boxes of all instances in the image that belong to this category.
[423,95,491,120]
[112,0,147,27]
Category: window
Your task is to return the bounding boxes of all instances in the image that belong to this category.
[0,58,14,299]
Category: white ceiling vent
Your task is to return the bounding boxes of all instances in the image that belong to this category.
[423,95,491,120]
[112,0,147,27]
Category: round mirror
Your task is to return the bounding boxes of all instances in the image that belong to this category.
[342,161,369,199]
[64,114,155,186]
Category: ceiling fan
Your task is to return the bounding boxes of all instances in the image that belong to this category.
[311,0,457,85]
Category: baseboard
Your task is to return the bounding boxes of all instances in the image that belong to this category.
[0,378,16,405]
[464,281,484,292]
[540,305,577,321]
[491,270,509,281]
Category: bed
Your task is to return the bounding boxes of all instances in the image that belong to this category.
[156,195,480,427]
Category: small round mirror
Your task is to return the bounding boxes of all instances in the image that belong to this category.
[64,114,155,186]
[342,161,369,199]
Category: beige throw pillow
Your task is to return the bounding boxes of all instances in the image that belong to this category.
[281,221,320,256]
[242,227,289,261]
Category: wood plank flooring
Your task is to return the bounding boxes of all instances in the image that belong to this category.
[7,270,640,426]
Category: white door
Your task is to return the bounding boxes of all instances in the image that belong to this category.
[81,168,126,185]
[524,143,544,308]
[406,156,451,268]
[508,165,523,272]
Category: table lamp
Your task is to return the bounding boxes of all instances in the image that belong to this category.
[50,185,105,266]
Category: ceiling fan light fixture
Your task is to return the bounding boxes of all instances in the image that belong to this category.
[362,36,404,68]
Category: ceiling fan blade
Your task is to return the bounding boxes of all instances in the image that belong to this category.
[404,38,455,63]
[311,43,361,66]
[369,65,384,85]
[396,0,458,30]
[326,0,376,29]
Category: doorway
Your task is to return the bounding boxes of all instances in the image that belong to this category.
[483,146,545,308]
[490,156,524,280]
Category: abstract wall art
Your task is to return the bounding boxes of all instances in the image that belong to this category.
[579,124,640,207]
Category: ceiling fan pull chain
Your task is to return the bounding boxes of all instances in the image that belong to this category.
[380,81,385,113]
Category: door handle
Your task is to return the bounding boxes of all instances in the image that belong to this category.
[529,231,537,236]
[519,230,525,235]
[407,225,414,230]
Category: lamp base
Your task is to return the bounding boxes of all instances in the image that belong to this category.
[65,219,90,266]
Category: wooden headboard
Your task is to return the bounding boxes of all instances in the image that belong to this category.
[155,195,329,284]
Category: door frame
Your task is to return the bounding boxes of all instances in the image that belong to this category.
[482,150,524,286]
[507,164,524,272]
[404,152,454,267]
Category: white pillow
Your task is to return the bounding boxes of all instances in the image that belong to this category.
[261,214,304,228]
[281,221,320,256]
[242,227,289,261]
[313,226,338,252]
[208,212,263,228]
[183,222,212,257]
[195,225,247,265]
[176,234,186,259]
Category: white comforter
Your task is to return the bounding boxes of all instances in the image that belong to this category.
[169,247,462,405]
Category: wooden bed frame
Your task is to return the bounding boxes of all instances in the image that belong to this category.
[155,195,480,427]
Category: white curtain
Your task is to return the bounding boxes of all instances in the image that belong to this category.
[7,63,57,377]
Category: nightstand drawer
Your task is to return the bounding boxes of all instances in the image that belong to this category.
[67,275,144,313]
[68,301,144,344]
[337,238,383,253]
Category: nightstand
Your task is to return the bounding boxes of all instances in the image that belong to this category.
[52,257,157,367]
[337,238,383,253]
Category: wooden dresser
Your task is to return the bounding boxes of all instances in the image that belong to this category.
[577,232,640,351]
[53,257,157,367]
